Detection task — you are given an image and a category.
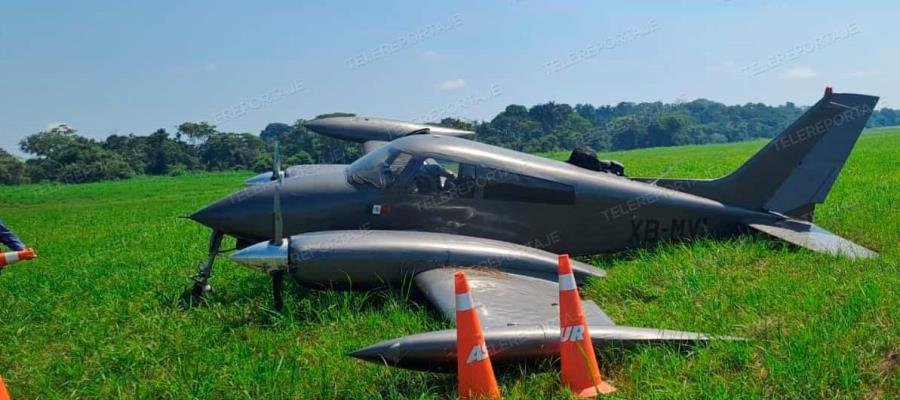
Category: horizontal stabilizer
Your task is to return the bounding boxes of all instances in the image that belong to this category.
[747,219,876,259]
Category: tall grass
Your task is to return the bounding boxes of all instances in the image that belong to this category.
[1,131,897,399]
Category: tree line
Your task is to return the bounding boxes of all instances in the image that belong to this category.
[1,100,897,185]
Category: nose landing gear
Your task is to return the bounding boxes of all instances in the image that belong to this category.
[189,229,289,312]
[191,229,224,297]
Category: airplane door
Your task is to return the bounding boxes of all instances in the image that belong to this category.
[384,157,479,234]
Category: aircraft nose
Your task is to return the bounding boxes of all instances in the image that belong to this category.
[190,185,274,238]
[189,196,239,230]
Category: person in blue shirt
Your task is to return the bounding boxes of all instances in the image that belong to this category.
[0,219,26,251]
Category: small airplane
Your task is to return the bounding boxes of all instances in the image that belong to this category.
[188,87,878,371]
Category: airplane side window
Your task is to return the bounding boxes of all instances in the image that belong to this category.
[377,152,413,188]
[481,168,575,204]
[347,147,413,188]
[456,164,476,199]
[407,158,475,199]
[388,152,413,179]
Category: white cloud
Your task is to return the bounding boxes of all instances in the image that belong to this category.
[421,50,443,61]
[205,63,218,72]
[781,66,817,79]
[437,78,467,90]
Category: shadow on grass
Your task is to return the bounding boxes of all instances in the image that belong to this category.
[159,270,445,331]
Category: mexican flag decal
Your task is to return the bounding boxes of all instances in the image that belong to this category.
[371,204,390,216]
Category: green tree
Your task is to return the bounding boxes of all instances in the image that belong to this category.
[19,124,79,158]
[200,132,265,171]
[145,129,199,175]
[260,122,292,141]
[435,118,475,132]
[0,148,26,185]
[176,122,217,144]
[20,125,135,183]
[104,134,151,173]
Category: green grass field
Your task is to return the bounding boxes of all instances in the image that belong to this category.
[1,129,898,399]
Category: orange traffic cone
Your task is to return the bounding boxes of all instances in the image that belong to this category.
[0,375,10,400]
[455,271,501,400]
[558,254,615,397]
[0,248,36,269]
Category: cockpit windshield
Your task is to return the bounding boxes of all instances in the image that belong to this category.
[347,145,414,188]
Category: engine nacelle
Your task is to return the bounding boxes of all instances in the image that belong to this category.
[230,230,604,289]
[287,230,603,289]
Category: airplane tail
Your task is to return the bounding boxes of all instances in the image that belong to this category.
[649,87,878,220]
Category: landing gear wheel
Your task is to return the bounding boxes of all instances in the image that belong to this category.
[191,269,213,297]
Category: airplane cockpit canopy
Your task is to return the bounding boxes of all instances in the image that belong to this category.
[347,144,414,188]
[348,134,609,193]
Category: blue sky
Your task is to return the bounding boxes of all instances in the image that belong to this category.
[1,1,897,156]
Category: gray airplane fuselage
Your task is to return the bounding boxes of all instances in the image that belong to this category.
[192,134,778,257]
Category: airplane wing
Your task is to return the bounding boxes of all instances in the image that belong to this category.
[414,267,615,328]
[362,140,389,154]
[348,266,727,371]
[303,117,475,155]
[747,218,877,259]
[227,229,728,371]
